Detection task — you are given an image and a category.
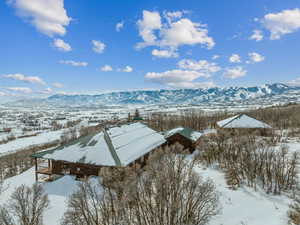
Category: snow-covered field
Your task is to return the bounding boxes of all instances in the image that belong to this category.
[1,144,298,225]
[0,168,80,225]
[0,130,63,156]
[196,166,291,225]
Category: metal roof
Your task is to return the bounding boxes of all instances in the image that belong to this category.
[217,114,272,129]
[164,127,202,142]
[32,123,166,167]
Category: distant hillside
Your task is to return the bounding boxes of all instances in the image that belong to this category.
[4,83,300,108]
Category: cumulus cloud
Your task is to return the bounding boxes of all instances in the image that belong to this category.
[223,66,247,79]
[101,65,113,72]
[262,8,300,40]
[6,87,32,94]
[8,0,71,36]
[53,39,72,51]
[3,73,46,85]
[248,52,265,63]
[52,82,64,88]
[59,60,88,67]
[152,49,178,58]
[163,11,185,23]
[136,10,214,56]
[249,30,263,41]
[137,10,162,47]
[116,21,124,32]
[122,66,133,72]
[212,55,220,60]
[177,59,220,76]
[229,54,241,63]
[145,69,210,88]
[92,40,106,53]
[160,18,215,49]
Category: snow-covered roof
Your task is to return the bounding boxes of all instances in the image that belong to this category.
[32,122,166,167]
[217,114,272,129]
[164,127,202,142]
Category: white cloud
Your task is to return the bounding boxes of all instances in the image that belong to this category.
[137,10,162,47]
[229,54,241,63]
[160,18,215,49]
[6,87,32,94]
[262,8,300,40]
[136,10,215,54]
[249,30,263,41]
[101,65,113,72]
[223,66,247,79]
[164,11,185,23]
[53,39,72,52]
[0,91,9,97]
[8,0,71,36]
[52,82,63,88]
[38,87,53,94]
[287,77,300,86]
[248,52,265,63]
[3,73,46,85]
[212,55,220,60]
[152,49,178,58]
[145,69,210,88]
[92,40,106,53]
[59,60,88,67]
[177,59,220,76]
[122,66,133,72]
[116,21,124,32]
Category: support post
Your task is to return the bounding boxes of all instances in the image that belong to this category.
[35,158,38,182]
[48,159,51,180]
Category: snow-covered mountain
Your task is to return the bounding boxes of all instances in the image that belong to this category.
[5,83,300,108]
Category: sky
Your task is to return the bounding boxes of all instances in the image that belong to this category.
[1,0,300,98]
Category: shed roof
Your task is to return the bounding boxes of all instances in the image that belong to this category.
[32,123,166,167]
[217,114,272,129]
[164,127,202,142]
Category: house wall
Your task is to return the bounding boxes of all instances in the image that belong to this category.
[217,127,272,136]
[50,160,102,177]
[166,134,195,153]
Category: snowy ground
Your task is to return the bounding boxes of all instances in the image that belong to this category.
[0,130,63,156]
[0,161,294,225]
[0,168,80,225]
[196,165,292,225]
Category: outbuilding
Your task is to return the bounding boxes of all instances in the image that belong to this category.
[216,114,272,135]
[164,127,202,153]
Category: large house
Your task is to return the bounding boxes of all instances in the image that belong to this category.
[32,123,166,181]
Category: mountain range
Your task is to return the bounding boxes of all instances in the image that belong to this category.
[4,83,300,108]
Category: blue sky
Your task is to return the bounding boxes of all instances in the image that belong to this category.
[1,0,300,98]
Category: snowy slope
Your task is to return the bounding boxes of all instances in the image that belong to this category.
[0,168,81,225]
[0,161,295,225]
[4,83,300,108]
[195,165,291,225]
[0,130,63,156]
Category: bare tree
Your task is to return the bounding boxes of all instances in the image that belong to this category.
[288,195,300,225]
[62,145,220,225]
[0,183,49,225]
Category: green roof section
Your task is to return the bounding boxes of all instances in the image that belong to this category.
[164,127,202,142]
